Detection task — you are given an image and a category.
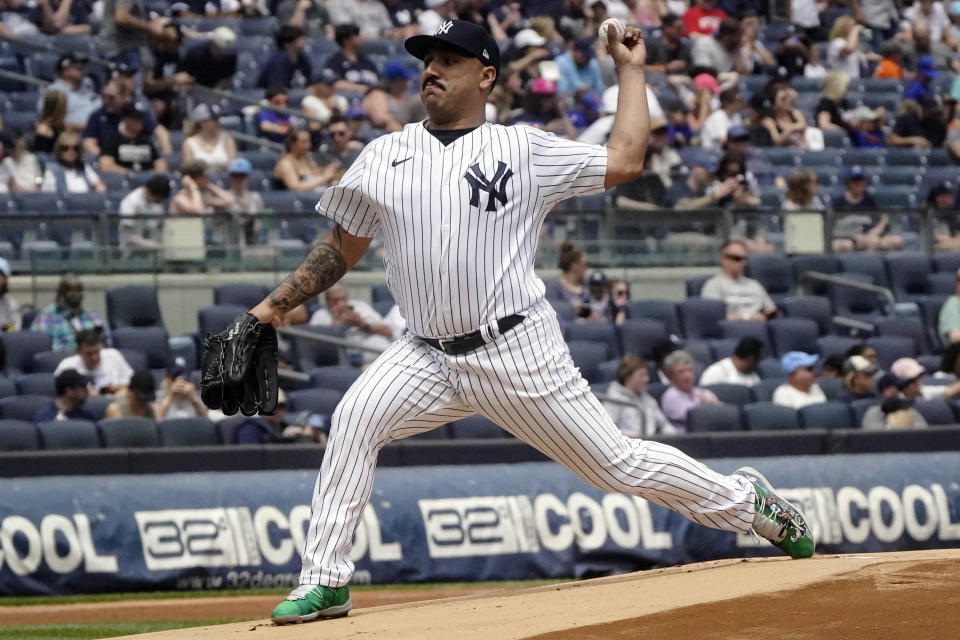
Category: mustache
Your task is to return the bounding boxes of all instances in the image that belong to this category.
[422,78,444,90]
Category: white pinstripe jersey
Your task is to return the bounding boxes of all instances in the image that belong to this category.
[315,121,608,339]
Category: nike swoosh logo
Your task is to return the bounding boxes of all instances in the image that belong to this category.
[391,156,413,167]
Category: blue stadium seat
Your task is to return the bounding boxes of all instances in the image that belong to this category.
[106,285,164,330]
[0,419,39,450]
[0,376,15,399]
[817,335,862,358]
[0,394,50,421]
[798,401,854,429]
[838,253,889,287]
[685,275,709,297]
[850,397,882,425]
[683,340,712,366]
[913,399,956,425]
[83,396,114,421]
[617,319,667,360]
[746,253,794,303]
[449,414,508,439]
[791,254,841,296]
[371,282,394,304]
[1,331,52,375]
[708,337,740,360]
[866,335,916,369]
[245,150,282,172]
[873,316,930,356]
[743,402,799,430]
[37,419,100,449]
[917,294,949,350]
[113,327,172,369]
[751,377,786,402]
[677,297,726,340]
[763,147,800,167]
[884,147,928,166]
[877,166,923,187]
[829,274,885,323]
[565,322,618,359]
[627,299,680,337]
[595,359,619,383]
[287,388,344,415]
[767,317,820,356]
[719,320,771,354]
[262,190,311,214]
[239,16,279,35]
[686,403,742,432]
[197,304,246,338]
[157,417,219,446]
[756,358,784,379]
[704,383,753,407]
[548,298,575,322]
[780,295,833,335]
[309,365,362,392]
[926,272,955,295]
[884,252,931,302]
[289,325,344,370]
[800,149,843,167]
[842,148,885,167]
[98,417,160,447]
[932,252,960,273]
[566,340,608,383]
[871,185,918,209]
[213,282,271,308]
[117,348,148,372]
[31,350,67,373]
[16,373,55,397]
[815,376,844,400]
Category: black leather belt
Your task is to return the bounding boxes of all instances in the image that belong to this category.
[421,314,525,356]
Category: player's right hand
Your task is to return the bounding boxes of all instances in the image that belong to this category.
[607,23,646,70]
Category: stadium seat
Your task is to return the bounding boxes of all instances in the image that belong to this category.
[917,294,949,350]
[884,147,928,166]
[197,304,246,338]
[37,420,100,449]
[829,274,885,323]
[287,388,344,416]
[743,402,800,430]
[817,335,862,357]
[767,317,820,357]
[884,253,932,302]
[117,348,149,372]
[871,185,918,209]
[289,325,345,370]
[1,331,52,375]
[32,350,67,373]
[851,397,882,425]
[685,275,710,297]
[157,417,219,446]
[866,335,916,369]
[817,376,844,400]
[548,298,575,322]
[213,283,271,308]
[617,319,668,360]
[113,327,172,369]
[0,376,15,399]
[719,320,770,354]
[0,394,50,421]
[627,299,680,337]
[683,340,712,366]
[932,252,960,273]
[780,295,833,336]
[751,378,785,402]
[309,365,362,392]
[82,396,114,421]
[873,316,930,356]
[371,283,394,304]
[746,254,794,303]
[912,399,956,425]
[704,383,753,407]
[926,272,955,295]
[677,298,726,340]
[449,414,508,439]
[15,373,55,397]
[791,254,841,296]
[686,403,742,432]
[566,340,608,383]
[756,358,784,379]
[105,285,164,330]
[98,417,160,447]
[798,401,854,429]
[565,322,619,359]
[595,359,619,383]
[708,337,740,360]
[842,148,885,167]
[838,253,889,287]
[0,419,39,450]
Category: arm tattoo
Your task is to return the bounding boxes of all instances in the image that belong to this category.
[267,226,347,312]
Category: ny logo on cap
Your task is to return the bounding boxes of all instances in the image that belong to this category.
[482,49,489,59]
[435,21,453,35]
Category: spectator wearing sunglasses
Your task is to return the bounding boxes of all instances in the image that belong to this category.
[772,351,826,409]
[40,131,106,194]
[701,239,779,321]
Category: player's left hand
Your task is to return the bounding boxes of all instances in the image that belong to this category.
[607,23,646,70]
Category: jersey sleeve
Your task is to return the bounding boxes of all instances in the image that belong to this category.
[314,143,380,237]
[526,127,608,204]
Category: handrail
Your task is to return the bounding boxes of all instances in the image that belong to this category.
[0,32,115,69]
[277,325,387,355]
[800,271,897,310]
[0,67,50,89]
[190,84,325,125]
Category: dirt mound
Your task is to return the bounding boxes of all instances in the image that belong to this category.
[19,550,960,639]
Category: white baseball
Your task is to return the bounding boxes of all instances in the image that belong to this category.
[598,17,626,46]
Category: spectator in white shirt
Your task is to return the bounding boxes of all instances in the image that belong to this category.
[118,173,171,250]
[826,16,866,79]
[701,239,778,321]
[699,337,764,387]
[700,86,744,149]
[602,356,677,438]
[54,328,133,395]
[309,285,393,365]
[772,351,826,409]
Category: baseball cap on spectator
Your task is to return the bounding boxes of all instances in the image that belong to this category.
[878,40,903,57]
[58,53,84,71]
[927,181,955,203]
[661,13,681,26]
[191,103,220,122]
[313,68,339,86]
[129,370,156,402]
[530,77,557,94]
[848,105,879,121]
[210,26,237,50]
[346,104,366,119]
[425,0,449,7]
[382,60,416,80]
[574,37,595,57]
[650,116,668,133]
[55,369,90,395]
[588,271,608,288]
[120,103,145,120]
[891,357,925,381]
[581,91,601,112]
[0,257,9,278]
[727,125,750,141]
[846,166,867,181]
[112,63,136,78]
[917,55,940,78]
[781,351,819,376]
[228,157,252,175]
[920,94,943,111]
[876,372,900,394]
[514,28,548,49]
[844,354,878,375]
[693,73,721,95]
[165,357,187,379]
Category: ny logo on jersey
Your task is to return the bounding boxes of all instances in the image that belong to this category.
[464,161,513,212]
[435,21,454,35]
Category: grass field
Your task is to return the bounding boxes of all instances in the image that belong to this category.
[0,580,565,640]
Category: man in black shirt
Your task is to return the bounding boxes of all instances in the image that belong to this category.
[33,370,96,423]
[891,94,948,149]
[181,25,238,89]
[99,103,168,173]
[258,24,312,90]
[322,23,379,92]
[645,14,692,74]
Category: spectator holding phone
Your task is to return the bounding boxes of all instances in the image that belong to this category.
[54,328,133,395]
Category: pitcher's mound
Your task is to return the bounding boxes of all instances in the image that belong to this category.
[118,549,960,639]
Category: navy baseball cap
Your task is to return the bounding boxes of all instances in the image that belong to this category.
[405,19,500,80]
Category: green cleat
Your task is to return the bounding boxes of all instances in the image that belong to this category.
[271,585,352,625]
[735,466,815,559]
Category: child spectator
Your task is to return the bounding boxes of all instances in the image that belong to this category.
[258,87,293,145]
[874,40,905,79]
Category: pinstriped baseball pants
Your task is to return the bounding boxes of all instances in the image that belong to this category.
[299,299,757,587]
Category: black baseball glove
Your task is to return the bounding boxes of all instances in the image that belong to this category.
[201,312,279,416]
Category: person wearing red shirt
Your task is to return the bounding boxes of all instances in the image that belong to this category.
[683,0,727,38]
